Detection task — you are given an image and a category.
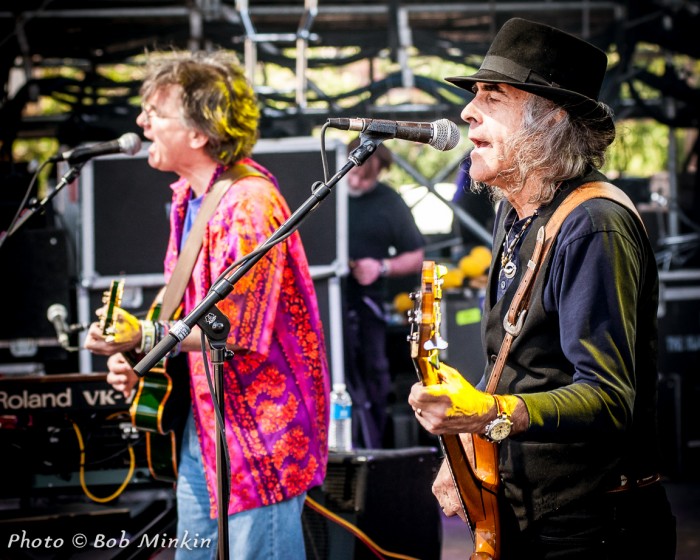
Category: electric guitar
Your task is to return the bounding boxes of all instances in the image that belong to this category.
[408,261,500,560]
[100,280,190,483]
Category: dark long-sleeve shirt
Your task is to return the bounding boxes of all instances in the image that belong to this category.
[482,170,660,527]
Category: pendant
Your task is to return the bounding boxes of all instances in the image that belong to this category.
[503,260,517,279]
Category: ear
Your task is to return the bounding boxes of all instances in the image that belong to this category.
[552,106,567,124]
[189,128,209,150]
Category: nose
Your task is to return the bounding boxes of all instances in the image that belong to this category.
[136,108,148,128]
[461,100,477,125]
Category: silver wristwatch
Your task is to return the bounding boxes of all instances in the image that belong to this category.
[483,395,513,443]
[484,412,513,442]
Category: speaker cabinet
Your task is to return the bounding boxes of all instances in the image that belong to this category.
[0,228,77,374]
[440,290,486,385]
[78,136,347,279]
[0,228,72,340]
[303,447,442,560]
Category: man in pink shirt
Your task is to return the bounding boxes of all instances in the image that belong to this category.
[85,50,329,559]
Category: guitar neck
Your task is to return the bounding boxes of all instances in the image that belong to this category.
[409,260,500,560]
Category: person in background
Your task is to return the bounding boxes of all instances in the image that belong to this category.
[408,18,675,559]
[84,50,329,560]
[452,155,495,254]
[345,137,425,448]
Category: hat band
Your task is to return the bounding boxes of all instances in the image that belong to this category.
[480,55,560,89]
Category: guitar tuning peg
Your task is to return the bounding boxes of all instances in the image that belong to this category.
[424,336,448,352]
[435,264,448,278]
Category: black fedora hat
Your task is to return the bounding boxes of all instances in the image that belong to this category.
[446,18,614,131]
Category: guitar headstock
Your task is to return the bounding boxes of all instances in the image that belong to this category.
[408,261,448,385]
[100,279,125,342]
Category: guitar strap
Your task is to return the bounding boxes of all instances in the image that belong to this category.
[484,181,644,394]
[159,163,264,320]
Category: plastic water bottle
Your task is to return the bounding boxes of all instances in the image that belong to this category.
[329,383,353,452]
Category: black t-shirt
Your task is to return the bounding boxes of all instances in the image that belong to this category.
[347,181,425,301]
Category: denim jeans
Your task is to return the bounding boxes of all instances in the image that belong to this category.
[174,413,307,559]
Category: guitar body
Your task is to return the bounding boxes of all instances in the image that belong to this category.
[127,291,190,483]
[409,261,500,560]
[130,353,189,435]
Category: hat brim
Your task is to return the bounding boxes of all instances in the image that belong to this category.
[447,69,614,132]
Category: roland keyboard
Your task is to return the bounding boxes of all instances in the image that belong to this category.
[0,373,131,417]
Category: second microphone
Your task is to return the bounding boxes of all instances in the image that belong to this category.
[326,118,461,151]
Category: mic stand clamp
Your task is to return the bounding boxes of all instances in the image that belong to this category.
[198,304,233,560]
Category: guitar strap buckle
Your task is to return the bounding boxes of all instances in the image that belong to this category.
[503,310,526,336]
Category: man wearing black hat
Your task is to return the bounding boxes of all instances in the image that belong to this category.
[408,18,675,559]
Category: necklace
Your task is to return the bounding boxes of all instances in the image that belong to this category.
[500,210,537,279]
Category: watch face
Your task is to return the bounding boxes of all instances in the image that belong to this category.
[489,420,512,441]
[486,415,512,442]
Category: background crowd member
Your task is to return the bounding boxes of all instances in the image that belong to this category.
[409,18,675,559]
[344,137,425,449]
[84,50,329,560]
[452,155,495,255]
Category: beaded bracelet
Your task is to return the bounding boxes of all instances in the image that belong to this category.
[153,320,165,347]
[139,320,156,354]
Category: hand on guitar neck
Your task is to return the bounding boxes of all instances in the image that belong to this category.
[84,280,143,357]
[409,362,498,434]
[409,363,525,438]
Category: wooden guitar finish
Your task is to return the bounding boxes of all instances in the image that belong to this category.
[408,261,500,560]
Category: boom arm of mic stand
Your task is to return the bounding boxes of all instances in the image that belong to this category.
[4,163,85,240]
[133,142,379,377]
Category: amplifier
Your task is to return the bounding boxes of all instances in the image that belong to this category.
[303,447,442,560]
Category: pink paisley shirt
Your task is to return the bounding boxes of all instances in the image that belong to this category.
[163,158,329,517]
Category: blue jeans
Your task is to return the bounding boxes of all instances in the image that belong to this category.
[174,413,307,559]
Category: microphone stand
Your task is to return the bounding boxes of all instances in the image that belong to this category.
[0,162,84,248]
[196,304,233,560]
[133,135,383,560]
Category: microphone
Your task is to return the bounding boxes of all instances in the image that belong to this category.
[50,133,142,164]
[47,304,71,349]
[327,118,461,151]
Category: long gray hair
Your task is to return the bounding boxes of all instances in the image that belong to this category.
[472,94,616,205]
